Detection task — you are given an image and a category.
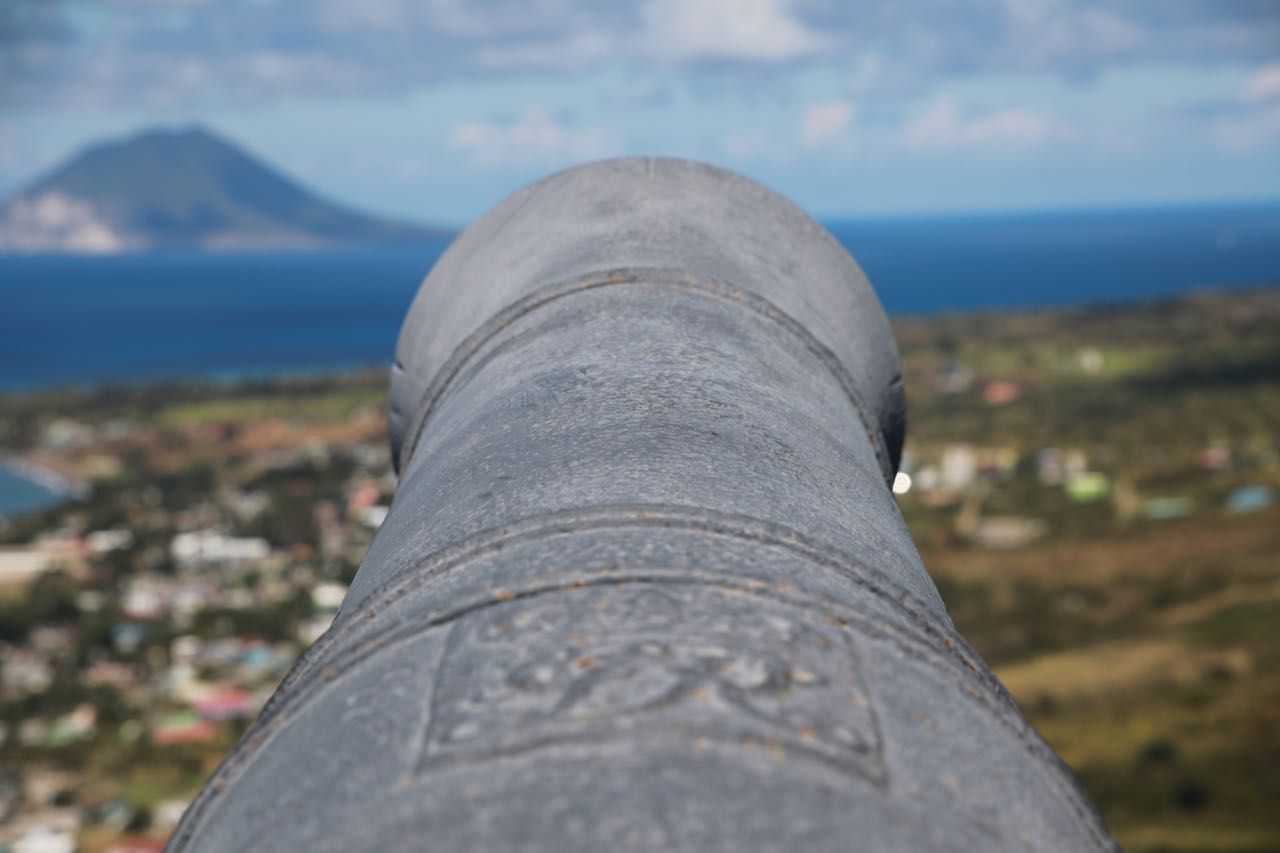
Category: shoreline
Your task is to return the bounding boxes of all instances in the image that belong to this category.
[0,455,90,521]
[0,457,91,501]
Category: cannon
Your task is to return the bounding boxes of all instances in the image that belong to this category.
[170,159,1116,851]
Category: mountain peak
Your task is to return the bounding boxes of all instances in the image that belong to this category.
[130,124,226,150]
[0,126,448,254]
[126,123,220,141]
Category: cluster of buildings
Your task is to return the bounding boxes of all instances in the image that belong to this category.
[0,408,396,850]
[897,437,1274,546]
[887,350,1277,548]
[1,339,1276,847]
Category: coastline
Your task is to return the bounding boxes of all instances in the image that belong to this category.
[0,457,90,520]
[0,457,91,499]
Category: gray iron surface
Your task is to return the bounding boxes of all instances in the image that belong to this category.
[171,158,1116,852]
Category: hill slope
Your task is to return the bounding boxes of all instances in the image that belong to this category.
[0,126,449,252]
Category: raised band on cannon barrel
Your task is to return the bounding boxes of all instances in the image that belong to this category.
[171,159,1116,852]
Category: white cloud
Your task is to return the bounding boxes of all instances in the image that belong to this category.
[722,129,773,162]
[1216,63,1280,151]
[448,106,619,165]
[1001,0,1145,65]
[964,109,1053,147]
[904,97,1059,151]
[8,1,1280,111]
[1213,104,1280,153]
[640,0,830,62]
[473,30,616,73]
[801,99,856,148]
[1248,62,1280,102]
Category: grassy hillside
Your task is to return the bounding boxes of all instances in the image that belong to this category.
[893,286,1280,851]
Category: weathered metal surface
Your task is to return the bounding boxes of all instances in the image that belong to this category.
[170,158,1116,851]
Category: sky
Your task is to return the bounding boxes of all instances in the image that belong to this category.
[2,0,1280,225]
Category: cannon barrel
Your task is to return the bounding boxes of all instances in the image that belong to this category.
[171,159,1115,851]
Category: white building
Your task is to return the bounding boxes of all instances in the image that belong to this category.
[171,530,270,569]
[941,444,977,490]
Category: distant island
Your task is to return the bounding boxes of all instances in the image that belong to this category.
[0,126,453,253]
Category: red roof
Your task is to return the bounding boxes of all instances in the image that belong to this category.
[153,719,218,745]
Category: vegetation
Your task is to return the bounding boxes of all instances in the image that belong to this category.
[1,285,1277,850]
[894,285,1280,851]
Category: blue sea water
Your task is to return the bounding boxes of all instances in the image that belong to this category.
[0,464,67,519]
[831,203,1280,313]
[1,202,1278,393]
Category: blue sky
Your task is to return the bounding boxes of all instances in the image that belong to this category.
[3,0,1279,225]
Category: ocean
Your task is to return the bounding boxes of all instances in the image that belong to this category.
[1,201,1278,518]
[1,202,1278,393]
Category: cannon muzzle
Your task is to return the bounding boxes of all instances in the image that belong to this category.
[171,159,1115,851]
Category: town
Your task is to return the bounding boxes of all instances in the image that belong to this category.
[2,285,1278,852]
